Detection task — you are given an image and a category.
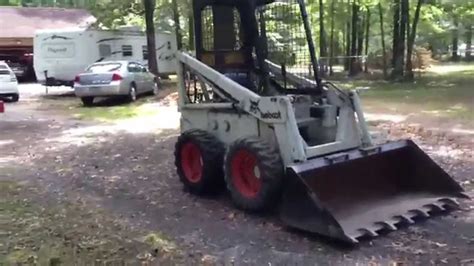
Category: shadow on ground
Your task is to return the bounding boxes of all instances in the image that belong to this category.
[5,120,471,265]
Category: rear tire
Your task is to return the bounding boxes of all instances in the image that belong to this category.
[175,129,225,194]
[224,137,284,212]
[10,94,19,102]
[151,80,159,96]
[81,97,94,106]
[127,84,137,102]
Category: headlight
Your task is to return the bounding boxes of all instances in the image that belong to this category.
[10,74,17,82]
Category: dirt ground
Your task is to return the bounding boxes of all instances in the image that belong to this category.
[1,84,473,265]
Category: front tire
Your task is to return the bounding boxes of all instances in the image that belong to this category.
[224,137,284,212]
[81,96,94,106]
[10,94,19,102]
[175,130,225,194]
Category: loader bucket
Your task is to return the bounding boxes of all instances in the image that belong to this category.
[280,140,468,243]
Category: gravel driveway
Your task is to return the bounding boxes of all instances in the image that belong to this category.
[1,83,473,265]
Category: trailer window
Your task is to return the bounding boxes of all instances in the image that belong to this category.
[99,44,112,58]
[122,45,133,57]
[142,45,148,60]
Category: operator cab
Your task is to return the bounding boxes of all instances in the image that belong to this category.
[193,0,275,92]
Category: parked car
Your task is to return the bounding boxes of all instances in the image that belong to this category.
[0,61,19,102]
[74,61,159,106]
[8,62,28,80]
[0,55,29,81]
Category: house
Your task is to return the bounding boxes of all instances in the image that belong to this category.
[0,7,95,80]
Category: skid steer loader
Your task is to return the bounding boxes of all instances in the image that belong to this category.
[173,0,468,243]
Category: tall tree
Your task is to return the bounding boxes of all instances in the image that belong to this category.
[451,17,459,61]
[364,7,370,73]
[391,0,400,68]
[392,0,407,79]
[405,0,423,81]
[344,21,351,70]
[143,0,158,75]
[329,0,336,75]
[349,1,359,76]
[357,8,364,57]
[188,0,195,50]
[318,0,327,74]
[172,0,182,50]
[466,24,472,61]
[378,2,388,78]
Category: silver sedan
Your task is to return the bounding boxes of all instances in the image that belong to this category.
[74,61,159,106]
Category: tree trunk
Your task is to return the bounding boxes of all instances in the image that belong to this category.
[364,8,370,73]
[391,0,400,68]
[143,0,158,75]
[188,0,195,51]
[405,0,423,81]
[392,0,406,80]
[349,2,359,76]
[344,21,351,70]
[466,24,472,61]
[452,17,459,61]
[318,0,327,74]
[172,0,182,50]
[329,0,335,75]
[378,3,388,78]
[357,9,364,57]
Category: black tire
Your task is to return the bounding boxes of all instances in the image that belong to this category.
[175,129,225,194]
[81,97,94,106]
[150,80,160,96]
[224,137,284,212]
[10,94,19,102]
[127,83,137,102]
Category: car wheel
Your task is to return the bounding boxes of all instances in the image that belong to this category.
[81,97,94,107]
[152,81,159,96]
[127,84,137,102]
[10,94,19,102]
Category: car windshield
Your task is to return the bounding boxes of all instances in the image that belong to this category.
[87,63,122,73]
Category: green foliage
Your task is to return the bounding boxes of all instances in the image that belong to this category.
[2,0,472,69]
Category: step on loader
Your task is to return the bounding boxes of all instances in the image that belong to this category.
[173,0,468,243]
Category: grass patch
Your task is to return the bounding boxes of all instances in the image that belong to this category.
[73,102,160,122]
[340,64,474,123]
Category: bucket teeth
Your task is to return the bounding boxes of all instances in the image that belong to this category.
[396,214,415,224]
[358,228,378,237]
[376,221,397,231]
[409,209,430,218]
[439,198,459,207]
[424,203,446,212]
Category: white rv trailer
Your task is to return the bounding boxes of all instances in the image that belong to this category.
[33,27,177,86]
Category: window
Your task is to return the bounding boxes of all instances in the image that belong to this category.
[142,45,148,60]
[127,62,140,72]
[99,44,112,58]
[122,45,133,57]
[87,63,122,73]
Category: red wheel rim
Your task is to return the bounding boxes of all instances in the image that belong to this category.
[231,149,262,198]
[181,142,203,183]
